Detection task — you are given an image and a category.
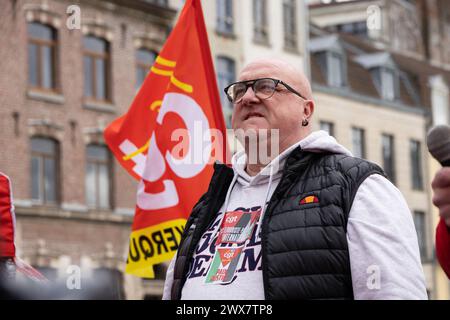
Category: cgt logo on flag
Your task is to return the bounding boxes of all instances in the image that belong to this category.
[104,0,228,278]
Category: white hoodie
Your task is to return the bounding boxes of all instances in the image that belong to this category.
[162,131,428,300]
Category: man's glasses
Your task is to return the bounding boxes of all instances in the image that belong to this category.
[224,77,307,104]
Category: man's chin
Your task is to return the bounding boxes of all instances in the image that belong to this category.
[233,124,274,144]
[237,119,270,132]
[237,126,269,135]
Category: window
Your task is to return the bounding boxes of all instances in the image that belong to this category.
[413,211,427,260]
[217,0,233,35]
[28,22,57,90]
[410,140,423,190]
[320,121,334,136]
[86,145,112,209]
[352,127,366,158]
[148,0,168,6]
[381,68,397,101]
[336,21,368,37]
[429,75,449,126]
[31,137,59,204]
[216,56,236,127]
[328,52,345,87]
[382,134,396,184]
[283,0,297,49]
[83,36,110,101]
[135,48,156,89]
[253,0,268,43]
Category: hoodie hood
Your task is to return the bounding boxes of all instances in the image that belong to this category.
[231,130,352,187]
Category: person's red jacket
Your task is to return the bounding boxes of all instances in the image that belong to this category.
[436,218,450,278]
[0,172,15,258]
[0,172,47,282]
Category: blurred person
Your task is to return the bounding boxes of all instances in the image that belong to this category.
[1,172,18,299]
[0,172,16,280]
[0,258,19,299]
[162,58,427,300]
[432,167,450,278]
[1,172,47,299]
[1,172,123,299]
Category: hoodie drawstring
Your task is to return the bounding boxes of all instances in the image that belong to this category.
[213,172,239,241]
[214,161,276,242]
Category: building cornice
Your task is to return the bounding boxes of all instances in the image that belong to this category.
[15,204,134,225]
[101,0,178,22]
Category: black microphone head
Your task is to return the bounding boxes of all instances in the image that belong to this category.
[427,125,450,166]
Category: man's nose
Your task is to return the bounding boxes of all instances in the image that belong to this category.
[240,86,259,105]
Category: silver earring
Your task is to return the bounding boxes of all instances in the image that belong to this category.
[302,119,309,127]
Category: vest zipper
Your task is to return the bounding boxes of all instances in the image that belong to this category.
[260,148,305,299]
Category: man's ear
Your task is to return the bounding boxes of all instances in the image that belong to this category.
[303,100,314,118]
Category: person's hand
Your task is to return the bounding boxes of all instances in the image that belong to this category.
[432,167,450,227]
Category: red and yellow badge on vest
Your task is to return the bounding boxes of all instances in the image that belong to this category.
[299,195,319,205]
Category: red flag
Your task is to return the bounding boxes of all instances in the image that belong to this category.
[104,0,228,277]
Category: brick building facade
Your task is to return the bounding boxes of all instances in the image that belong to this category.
[0,0,176,299]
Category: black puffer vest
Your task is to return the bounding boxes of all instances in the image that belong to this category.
[171,147,385,300]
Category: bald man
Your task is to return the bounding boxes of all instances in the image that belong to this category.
[163,58,427,300]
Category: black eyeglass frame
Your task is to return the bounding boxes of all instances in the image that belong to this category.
[224,77,307,103]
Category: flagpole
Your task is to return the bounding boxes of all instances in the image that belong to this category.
[193,0,230,165]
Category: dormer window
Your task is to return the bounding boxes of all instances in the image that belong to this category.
[380,67,397,101]
[328,52,345,87]
[370,66,399,101]
[309,35,347,88]
[354,52,399,101]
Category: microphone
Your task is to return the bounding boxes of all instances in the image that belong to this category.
[427,125,450,167]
